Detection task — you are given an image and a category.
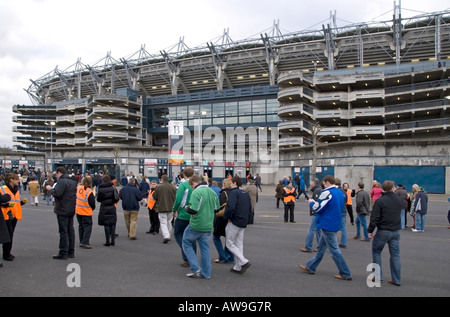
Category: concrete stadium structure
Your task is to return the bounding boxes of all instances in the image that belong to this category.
[10,5,450,192]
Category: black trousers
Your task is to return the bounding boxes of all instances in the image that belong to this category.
[76,214,93,245]
[284,204,295,222]
[148,208,160,233]
[276,198,282,208]
[3,218,17,258]
[56,215,75,256]
[346,205,354,224]
[104,224,116,244]
[296,189,309,200]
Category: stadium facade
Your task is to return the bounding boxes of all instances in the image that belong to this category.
[10,6,450,193]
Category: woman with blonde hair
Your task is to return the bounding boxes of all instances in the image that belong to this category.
[212,178,234,264]
[411,184,428,232]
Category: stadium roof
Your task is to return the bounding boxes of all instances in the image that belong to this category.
[24,8,450,105]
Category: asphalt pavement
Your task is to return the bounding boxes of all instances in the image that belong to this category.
[1,186,449,299]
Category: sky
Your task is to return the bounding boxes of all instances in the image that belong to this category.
[1,0,448,148]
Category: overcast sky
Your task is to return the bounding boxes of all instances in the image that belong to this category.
[1,0,448,148]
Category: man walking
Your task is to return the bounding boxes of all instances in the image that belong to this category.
[296,175,309,200]
[224,175,253,274]
[119,178,143,240]
[354,182,371,241]
[368,180,404,286]
[46,167,78,260]
[300,178,322,253]
[254,173,262,192]
[172,167,195,267]
[153,174,176,243]
[300,175,352,281]
[182,175,220,279]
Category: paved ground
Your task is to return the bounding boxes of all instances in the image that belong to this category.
[1,185,449,300]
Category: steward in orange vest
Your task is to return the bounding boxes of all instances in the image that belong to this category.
[147,189,156,210]
[1,173,26,261]
[0,185,22,221]
[283,186,296,204]
[283,182,297,223]
[76,185,95,216]
[75,177,95,248]
[146,181,160,235]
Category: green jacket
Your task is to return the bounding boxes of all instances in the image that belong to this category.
[153,181,176,213]
[188,184,220,232]
[172,179,193,220]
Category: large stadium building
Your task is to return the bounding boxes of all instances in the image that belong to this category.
[10,6,450,193]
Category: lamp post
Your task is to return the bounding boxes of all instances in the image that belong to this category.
[41,137,46,173]
[45,121,55,172]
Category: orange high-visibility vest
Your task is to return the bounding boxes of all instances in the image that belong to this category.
[147,189,156,210]
[0,186,22,220]
[75,185,94,216]
[346,189,352,205]
[283,187,296,203]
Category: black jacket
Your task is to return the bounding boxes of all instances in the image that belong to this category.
[368,191,404,233]
[213,188,231,237]
[97,181,119,226]
[224,187,252,228]
[49,174,77,217]
[0,193,11,244]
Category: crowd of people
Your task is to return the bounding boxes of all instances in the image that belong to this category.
[0,167,258,278]
[0,167,446,285]
[278,174,435,286]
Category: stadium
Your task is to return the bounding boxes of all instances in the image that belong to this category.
[10,5,450,193]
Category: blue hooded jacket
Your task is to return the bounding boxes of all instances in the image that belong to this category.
[309,185,345,232]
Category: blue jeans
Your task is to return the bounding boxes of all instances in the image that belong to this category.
[174,218,195,262]
[182,225,212,278]
[355,214,369,240]
[305,229,352,278]
[372,229,401,285]
[304,215,322,251]
[400,209,406,229]
[212,235,234,263]
[416,214,426,231]
[340,213,347,246]
[44,194,51,205]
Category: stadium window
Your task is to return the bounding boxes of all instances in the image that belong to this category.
[239,100,252,116]
[226,117,238,124]
[225,102,238,116]
[253,115,266,123]
[252,100,266,115]
[212,103,225,118]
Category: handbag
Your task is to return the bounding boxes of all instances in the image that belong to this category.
[215,191,228,217]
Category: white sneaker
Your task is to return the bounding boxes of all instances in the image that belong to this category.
[186,270,201,278]
[411,228,421,232]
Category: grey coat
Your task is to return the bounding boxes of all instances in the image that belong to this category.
[356,189,371,215]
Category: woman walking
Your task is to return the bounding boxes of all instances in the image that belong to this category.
[42,173,54,206]
[97,175,120,246]
[28,176,40,206]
